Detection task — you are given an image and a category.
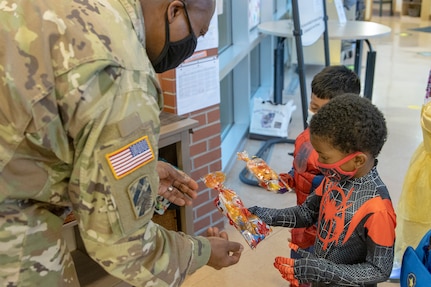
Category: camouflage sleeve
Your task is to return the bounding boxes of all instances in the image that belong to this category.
[0,0,211,285]
[54,1,211,283]
[61,60,211,285]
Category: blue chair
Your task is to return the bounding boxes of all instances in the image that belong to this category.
[400,229,431,287]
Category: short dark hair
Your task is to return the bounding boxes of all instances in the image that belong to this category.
[309,94,387,158]
[311,65,361,99]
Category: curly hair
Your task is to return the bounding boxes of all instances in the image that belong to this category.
[311,65,361,99]
[309,94,387,158]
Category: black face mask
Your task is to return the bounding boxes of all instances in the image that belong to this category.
[152,3,197,73]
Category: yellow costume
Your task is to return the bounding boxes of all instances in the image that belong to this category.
[394,100,431,268]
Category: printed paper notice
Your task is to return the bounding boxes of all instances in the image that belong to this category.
[195,14,218,51]
[175,56,220,115]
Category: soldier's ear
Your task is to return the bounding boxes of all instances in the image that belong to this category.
[166,0,185,24]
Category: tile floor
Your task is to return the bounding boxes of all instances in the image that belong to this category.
[182,11,431,287]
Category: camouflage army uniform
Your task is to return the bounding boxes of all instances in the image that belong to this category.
[0,1,211,286]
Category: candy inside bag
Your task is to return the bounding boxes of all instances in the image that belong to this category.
[237,151,292,193]
[202,171,272,249]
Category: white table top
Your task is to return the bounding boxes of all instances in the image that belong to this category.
[258,20,391,41]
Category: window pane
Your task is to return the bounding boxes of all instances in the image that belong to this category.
[218,0,232,53]
[250,45,261,96]
[220,72,234,139]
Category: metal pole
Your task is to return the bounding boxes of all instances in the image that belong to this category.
[322,0,330,66]
[291,0,308,130]
[274,37,285,105]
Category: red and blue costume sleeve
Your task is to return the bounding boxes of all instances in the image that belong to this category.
[280,128,323,249]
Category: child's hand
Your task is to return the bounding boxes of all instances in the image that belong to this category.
[273,242,301,286]
[273,256,299,287]
[274,242,316,286]
[279,172,295,189]
[248,206,287,226]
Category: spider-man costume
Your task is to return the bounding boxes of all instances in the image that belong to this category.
[280,128,323,250]
[250,164,396,287]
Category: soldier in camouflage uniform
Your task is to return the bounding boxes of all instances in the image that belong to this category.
[0,0,243,286]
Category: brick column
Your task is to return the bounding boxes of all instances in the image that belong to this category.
[158,70,225,236]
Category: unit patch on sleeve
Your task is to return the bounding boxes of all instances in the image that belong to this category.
[128,176,153,218]
[105,136,155,179]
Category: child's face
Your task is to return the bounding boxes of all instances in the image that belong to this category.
[310,135,357,173]
[309,93,330,114]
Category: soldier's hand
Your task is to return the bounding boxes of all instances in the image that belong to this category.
[205,227,243,269]
[156,161,198,206]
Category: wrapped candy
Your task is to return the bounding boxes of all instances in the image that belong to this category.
[237,151,292,193]
[203,171,272,249]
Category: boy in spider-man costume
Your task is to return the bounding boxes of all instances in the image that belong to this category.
[280,66,360,274]
[250,95,396,287]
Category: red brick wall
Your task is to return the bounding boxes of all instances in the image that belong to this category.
[158,70,177,114]
[158,70,225,236]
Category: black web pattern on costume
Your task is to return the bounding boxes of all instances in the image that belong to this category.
[302,167,394,286]
[250,167,394,286]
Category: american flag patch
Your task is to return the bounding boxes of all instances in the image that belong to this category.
[105,136,155,179]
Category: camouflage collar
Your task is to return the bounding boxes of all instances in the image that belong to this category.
[118,0,146,47]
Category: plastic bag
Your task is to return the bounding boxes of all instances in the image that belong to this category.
[203,171,272,249]
[249,98,296,138]
[237,150,292,193]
